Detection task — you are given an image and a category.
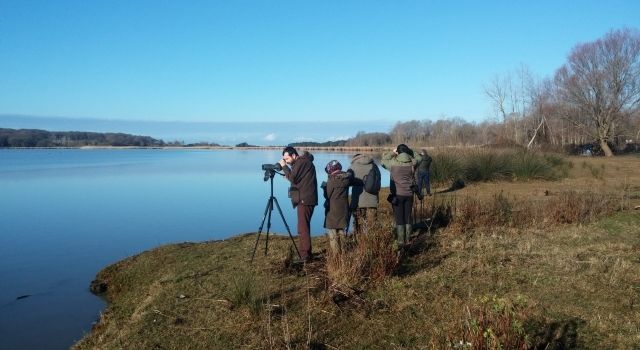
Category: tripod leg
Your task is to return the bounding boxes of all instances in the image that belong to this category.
[272,196,302,259]
[251,196,273,263]
[264,197,274,256]
[412,195,417,226]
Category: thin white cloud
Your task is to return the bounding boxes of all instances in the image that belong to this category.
[263,133,277,141]
[293,136,314,142]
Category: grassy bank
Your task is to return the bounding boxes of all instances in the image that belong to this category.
[74,155,640,349]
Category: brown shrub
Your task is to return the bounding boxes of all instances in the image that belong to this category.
[546,191,618,224]
[325,222,398,290]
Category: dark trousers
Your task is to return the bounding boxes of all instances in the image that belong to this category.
[393,195,413,225]
[296,205,315,259]
[417,171,431,195]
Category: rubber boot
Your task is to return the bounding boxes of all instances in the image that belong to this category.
[405,224,413,241]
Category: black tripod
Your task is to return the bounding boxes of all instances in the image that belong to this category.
[251,169,301,263]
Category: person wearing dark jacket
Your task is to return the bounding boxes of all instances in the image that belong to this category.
[321,160,352,254]
[416,149,432,196]
[348,153,380,235]
[381,144,422,247]
[278,146,318,262]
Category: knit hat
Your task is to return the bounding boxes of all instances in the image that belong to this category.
[325,160,342,174]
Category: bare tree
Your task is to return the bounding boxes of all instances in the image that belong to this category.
[484,74,511,141]
[484,64,536,145]
[554,28,640,156]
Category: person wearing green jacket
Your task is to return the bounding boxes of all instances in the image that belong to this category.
[381,144,422,248]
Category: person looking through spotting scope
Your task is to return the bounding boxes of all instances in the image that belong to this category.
[278,146,318,263]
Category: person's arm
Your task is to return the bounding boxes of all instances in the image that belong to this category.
[279,159,293,182]
[282,159,307,184]
[381,152,394,169]
[346,168,360,186]
[412,153,423,167]
[338,172,352,187]
[321,181,328,202]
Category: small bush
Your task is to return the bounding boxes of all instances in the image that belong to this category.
[326,222,398,289]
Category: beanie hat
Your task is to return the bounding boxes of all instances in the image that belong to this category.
[325,160,342,174]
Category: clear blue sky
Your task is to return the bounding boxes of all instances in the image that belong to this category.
[1,1,639,127]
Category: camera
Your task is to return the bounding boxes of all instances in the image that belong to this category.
[262,163,282,171]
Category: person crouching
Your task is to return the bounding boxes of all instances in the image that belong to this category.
[321,160,352,255]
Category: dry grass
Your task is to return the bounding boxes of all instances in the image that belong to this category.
[73,154,640,350]
[325,221,398,291]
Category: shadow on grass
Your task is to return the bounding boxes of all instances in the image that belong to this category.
[436,178,466,194]
[530,317,584,350]
[395,223,451,277]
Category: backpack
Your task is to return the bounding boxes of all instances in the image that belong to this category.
[363,163,381,194]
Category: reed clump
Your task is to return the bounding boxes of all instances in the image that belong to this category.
[429,148,571,186]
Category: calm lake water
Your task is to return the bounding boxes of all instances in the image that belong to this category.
[0,149,388,350]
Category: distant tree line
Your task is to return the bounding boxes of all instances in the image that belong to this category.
[288,140,348,147]
[0,128,166,147]
[183,141,221,147]
[235,142,258,147]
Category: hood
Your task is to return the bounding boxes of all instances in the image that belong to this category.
[330,171,351,179]
[299,151,314,162]
[352,153,374,165]
[396,152,414,163]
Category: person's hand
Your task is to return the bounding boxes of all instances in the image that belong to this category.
[278,159,286,167]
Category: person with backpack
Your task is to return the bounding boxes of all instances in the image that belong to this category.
[381,144,422,248]
[321,160,352,255]
[348,153,381,235]
[416,149,433,197]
